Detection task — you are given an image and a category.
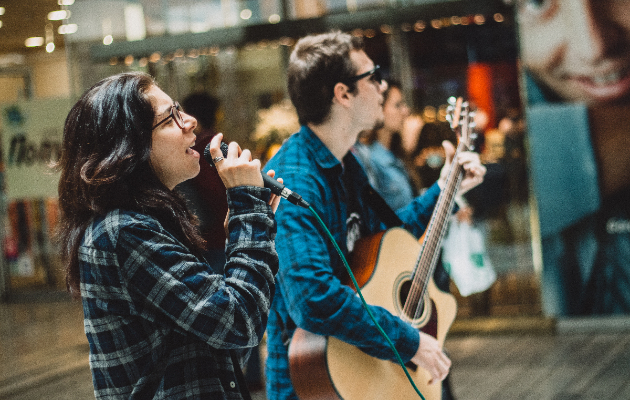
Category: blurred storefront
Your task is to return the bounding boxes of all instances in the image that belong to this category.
[0,0,547,325]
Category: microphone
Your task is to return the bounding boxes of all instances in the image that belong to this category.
[204,142,310,209]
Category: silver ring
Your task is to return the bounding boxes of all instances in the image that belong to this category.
[213,156,224,164]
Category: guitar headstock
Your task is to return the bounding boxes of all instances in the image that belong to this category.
[445,96,477,152]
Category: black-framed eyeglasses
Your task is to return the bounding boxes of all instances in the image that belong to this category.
[152,102,184,130]
[342,65,383,85]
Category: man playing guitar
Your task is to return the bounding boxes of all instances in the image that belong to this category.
[264,31,486,400]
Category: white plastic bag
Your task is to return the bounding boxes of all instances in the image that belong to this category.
[441,217,496,296]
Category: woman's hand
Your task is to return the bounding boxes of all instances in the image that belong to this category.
[437,140,486,195]
[222,171,282,236]
[209,133,264,189]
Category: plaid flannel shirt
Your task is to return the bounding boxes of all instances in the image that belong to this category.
[263,126,441,400]
[79,186,278,399]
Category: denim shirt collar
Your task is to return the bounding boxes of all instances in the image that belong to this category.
[299,125,344,172]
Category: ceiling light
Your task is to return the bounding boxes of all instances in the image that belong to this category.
[103,35,113,45]
[0,7,4,16]
[58,24,78,34]
[240,9,252,20]
[58,0,75,5]
[474,14,485,25]
[0,21,3,28]
[25,37,45,47]
[48,10,70,20]
[46,43,55,53]
[124,4,146,41]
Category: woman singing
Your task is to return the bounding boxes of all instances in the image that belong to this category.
[57,71,280,399]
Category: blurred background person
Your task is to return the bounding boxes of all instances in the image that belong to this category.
[500,111,528,208]
[352,80,418,211]
[251,98,301,166]
[398,111,426,159]
[176,92,228,274]
[409,121,458,193]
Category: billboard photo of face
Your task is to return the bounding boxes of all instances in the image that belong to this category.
[516,0,630,316]
[519,0,630,104]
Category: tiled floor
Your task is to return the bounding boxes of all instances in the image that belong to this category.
[2,290,629,400]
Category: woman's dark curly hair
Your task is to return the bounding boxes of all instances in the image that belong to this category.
[57,72,205,298]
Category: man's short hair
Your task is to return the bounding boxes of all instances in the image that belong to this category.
[287,31,365,126]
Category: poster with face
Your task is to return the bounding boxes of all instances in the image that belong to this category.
[516,0,630,316]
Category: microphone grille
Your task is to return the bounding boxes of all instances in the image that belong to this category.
[204,141,229,167]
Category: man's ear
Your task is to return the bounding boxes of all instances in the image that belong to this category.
[332,82,352,107]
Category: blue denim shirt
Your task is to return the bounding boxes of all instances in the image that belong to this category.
[263,126,441,400]
[353,141,415,211]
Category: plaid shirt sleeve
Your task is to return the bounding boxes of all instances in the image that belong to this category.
[115,187,277,347]
[80,186,277,398]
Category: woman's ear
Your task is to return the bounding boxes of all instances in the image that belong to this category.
[332,82,352,107]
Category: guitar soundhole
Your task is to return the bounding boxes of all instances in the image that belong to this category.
[399,280,425,320]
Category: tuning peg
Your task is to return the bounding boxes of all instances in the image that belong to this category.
[469,133,478,152]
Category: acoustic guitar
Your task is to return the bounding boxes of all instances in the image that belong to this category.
[288,98,475,400]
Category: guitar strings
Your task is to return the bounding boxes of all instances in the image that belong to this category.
[405,148,464,323]
[405,106,471,322]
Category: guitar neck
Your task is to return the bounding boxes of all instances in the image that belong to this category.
[400,96,473,321]
[407,147,464,306]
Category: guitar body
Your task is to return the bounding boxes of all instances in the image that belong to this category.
[289,227,457,400]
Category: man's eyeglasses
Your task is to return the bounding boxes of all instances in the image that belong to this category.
[153,102,184,130]
[342,65,383,86]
